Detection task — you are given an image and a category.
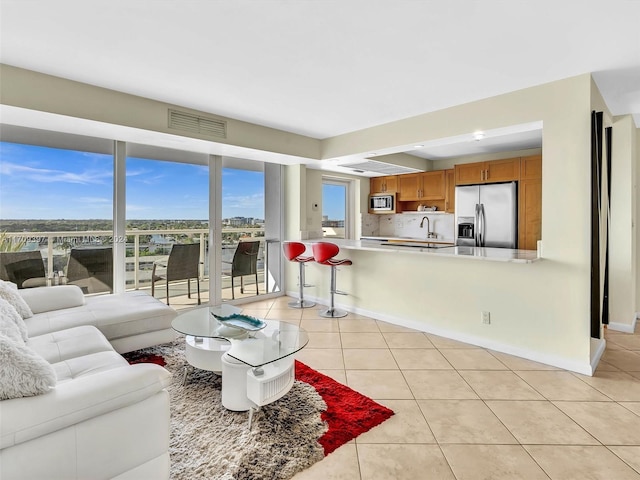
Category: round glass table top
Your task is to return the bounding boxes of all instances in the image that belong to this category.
[172,305,248,339]
[171,305,309,368]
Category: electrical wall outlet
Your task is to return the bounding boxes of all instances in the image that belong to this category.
[481,311,491,324]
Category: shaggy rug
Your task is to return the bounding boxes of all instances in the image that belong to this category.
[124,339,393,480]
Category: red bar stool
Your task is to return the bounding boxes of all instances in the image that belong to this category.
[283,241,316,309]
[311,242,352,318]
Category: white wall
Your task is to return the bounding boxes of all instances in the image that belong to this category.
[636,127,640,318]
[284,165,305,240]
[313,75,598,372]
[609,115,637,331]
[305,169,324,239]
[0,64,321,162]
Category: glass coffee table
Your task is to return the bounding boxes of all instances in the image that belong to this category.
[172,305,309,415]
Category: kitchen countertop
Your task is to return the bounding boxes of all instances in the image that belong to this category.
[309,237,540,263]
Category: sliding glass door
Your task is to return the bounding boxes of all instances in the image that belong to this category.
[221,163,267,301]
[126,154,209,306]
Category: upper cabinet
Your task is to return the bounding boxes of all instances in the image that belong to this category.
[518,155,542,251]
[444,169,455,213]
[370,175,397,193]
[454,162,485,185]
[520,154,542,180]
[397,173,421,201]
[455,158,521,185]
[397,170,445,201]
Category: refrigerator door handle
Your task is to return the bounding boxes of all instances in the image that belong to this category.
[479,203,486,247]
[474,203,480,246]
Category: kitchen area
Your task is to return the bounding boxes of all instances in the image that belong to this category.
[358,153,542,261]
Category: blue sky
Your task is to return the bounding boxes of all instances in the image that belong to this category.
[0,142,345,220]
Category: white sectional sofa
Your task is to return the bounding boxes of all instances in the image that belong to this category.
[0,284,178,480]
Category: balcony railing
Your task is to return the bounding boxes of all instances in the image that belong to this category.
[1,228,265,293]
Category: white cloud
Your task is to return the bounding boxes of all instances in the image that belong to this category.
[78,196,111,204]
[0,161,111,185]
[223,193,264,208]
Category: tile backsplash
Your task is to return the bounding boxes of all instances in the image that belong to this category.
[362,212,455,241]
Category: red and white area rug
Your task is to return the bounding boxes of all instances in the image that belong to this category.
[124,339,393,480]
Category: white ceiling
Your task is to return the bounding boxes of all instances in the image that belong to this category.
[0,0,639,165]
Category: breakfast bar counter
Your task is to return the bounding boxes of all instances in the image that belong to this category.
[306,238,540,263]
[290,236,592,375]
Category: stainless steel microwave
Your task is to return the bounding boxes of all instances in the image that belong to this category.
[369,193,396,214]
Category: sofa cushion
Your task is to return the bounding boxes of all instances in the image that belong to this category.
[19,285,85,315]
[0,280,33,320]
[52,351,129,384]
[0,333,56,400]
[85,291,176,340]
[0,298,28,344]
[25,291,176,342]
[28,326,114,364]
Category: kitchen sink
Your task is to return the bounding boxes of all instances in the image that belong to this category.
[380,241,453,249]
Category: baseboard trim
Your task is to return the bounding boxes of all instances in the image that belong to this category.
[590,337,606,375]
[608,314,638,334]
[291,291,594,375]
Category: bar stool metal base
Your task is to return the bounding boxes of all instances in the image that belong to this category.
[318,307,348,318]
[289,251,315,309]
[288,299,316,309]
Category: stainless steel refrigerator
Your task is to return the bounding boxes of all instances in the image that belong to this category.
[455,181,517,248]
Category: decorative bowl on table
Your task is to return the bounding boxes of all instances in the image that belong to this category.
[211,312,267,332]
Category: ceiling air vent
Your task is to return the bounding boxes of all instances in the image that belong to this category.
[340,159,422,175]
[168,109,227,138]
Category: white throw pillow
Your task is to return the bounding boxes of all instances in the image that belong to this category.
[0,298,27,344]
[0,279,34,320]
[0,332,56,400]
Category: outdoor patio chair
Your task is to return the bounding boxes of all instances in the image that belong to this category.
[0,251,47,288]
[66,246,113,294]
[151,243,201,306]
[222,240,260,300]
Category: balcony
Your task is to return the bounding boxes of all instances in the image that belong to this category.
[0,228,273,309]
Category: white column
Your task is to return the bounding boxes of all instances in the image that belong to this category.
[264,163,284,293]
[113,141,126,294]
[209,155,222,305]
[609,115,638,330]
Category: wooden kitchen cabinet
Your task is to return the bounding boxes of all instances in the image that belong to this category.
[455,158,521,185]
[398,170,445,201]
[518,155,542,250]
[370,175,397,193]
[398,173,421,200]
[422,170,446,200]
[444,169,455,213]
[520,154,543,180]
[487,158,521,183]
[454,162,486,185]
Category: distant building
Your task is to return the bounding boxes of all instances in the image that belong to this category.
[222,217,265,227]
[322,219,344,228]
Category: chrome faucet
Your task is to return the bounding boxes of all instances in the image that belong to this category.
[420,216,436,238]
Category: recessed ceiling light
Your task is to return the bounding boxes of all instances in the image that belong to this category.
[413,145,423,148]
[473,131,485,141]
[369,153,378,156]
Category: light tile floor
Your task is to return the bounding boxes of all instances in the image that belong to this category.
[230,296,640,480]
